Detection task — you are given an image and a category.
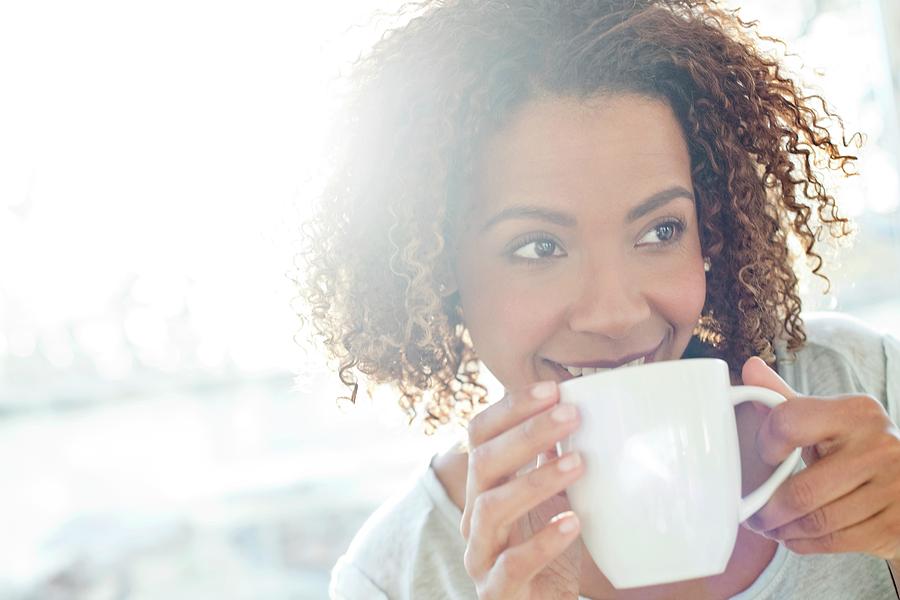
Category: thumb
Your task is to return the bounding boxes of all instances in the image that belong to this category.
[741,356,819,468]
[740,356,797,400]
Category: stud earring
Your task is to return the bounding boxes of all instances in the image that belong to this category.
[703,256,712,272]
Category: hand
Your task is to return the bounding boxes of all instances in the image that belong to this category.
[460,380,586,599]
[741,357,900,559]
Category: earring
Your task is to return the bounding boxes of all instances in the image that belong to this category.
[703,256,711,272]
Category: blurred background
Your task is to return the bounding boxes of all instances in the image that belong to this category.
[0,0,898,598]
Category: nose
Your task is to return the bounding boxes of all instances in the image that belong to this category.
[565,257,652,340]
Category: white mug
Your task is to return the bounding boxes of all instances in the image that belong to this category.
[557,358,802,589]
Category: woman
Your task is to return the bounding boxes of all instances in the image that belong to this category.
[298,0,900,597]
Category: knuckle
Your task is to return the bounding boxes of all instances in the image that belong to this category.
[860,432,900,472]
[851,394,881,415]
[463,546,477,575]
[845,394,885,426]
[495,551,525,583]
[889,432,900,453]
[785,476,816,513]
[818,531,837,553]
[800,508,828,535]
[876,431,900,455]
[472,492,499,527]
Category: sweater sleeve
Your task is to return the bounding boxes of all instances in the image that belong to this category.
[330,554,390,600]
[798,313,898,416]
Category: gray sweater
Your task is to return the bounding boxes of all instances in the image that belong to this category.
[330,313,900,599]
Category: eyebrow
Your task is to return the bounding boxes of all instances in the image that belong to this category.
[626,186,695,222]
[480,185,695,232]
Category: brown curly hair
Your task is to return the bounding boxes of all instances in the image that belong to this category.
[296,0,858,433]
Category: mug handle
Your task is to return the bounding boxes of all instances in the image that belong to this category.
[729,385,803,522]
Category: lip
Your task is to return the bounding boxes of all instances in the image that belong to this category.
[543,339,664,381]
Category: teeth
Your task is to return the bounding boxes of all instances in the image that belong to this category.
[579,366,608,376]
[562,356,645,377]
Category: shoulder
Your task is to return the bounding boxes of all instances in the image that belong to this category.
[777,312,899,422]
[801,311,885,353]
[751,548,898,598]
[329,462,473,599]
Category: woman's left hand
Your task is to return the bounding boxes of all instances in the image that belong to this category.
[741,356,900,559]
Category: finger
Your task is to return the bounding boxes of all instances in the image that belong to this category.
[781,505,900,559]
[755,395,850,465]
[535,448,557,469]
[462,401,580,542]
[764,481,889,541]
[741,356,798,400]
[482,511,581,596]
[468,401,580,496]
[464,452,583,575]
[745,450,874,531]
[461,396,579,541]
[467,381,559,447]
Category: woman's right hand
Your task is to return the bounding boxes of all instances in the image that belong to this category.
[460,380,586,599]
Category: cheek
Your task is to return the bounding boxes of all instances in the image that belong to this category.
[458,265,561,378]
[646,259,707,326]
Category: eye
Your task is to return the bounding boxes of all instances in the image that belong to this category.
[509,234,567,260]
[636,218,685,247]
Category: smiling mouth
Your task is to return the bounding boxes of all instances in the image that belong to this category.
[556,355,647,377]
[545,341,663,381]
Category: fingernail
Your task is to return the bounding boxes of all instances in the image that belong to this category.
[557,513,579,534]
[551,404,577,422]
[558,453,581,472]
[531,381,556,400]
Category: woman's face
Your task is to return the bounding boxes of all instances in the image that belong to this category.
[453,94,707,389]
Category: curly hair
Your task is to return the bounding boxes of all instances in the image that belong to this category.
[296,0,858,433]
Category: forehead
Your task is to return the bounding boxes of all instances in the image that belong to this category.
[468,94,692,220]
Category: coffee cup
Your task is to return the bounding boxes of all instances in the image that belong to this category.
[557,358,802,589]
